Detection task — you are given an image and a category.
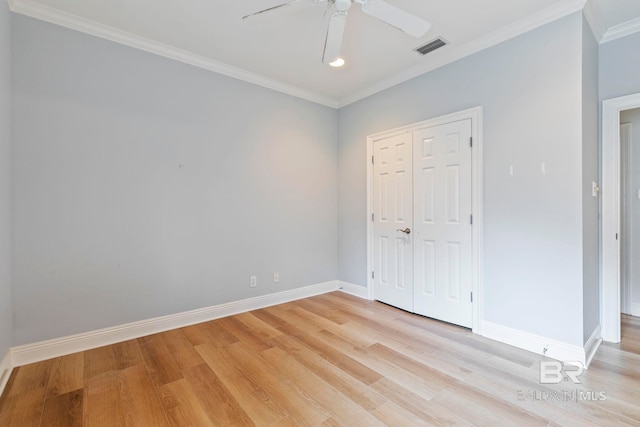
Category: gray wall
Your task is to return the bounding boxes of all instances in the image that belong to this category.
[581,17,599,344]
[621,108,640,310]
[0,2,12,358]
[11,15,338,345]
[338,13,586,346]
[600,31,640,101]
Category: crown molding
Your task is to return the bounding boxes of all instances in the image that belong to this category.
[10,0,592,110]
[337,0,588,107]
[7,0,339,108]
[601,16,640,44]
[582,0,605,42]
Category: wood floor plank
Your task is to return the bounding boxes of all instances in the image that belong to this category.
[261,346,388,427]
[292,298,352,325]
[370,400,432,427]
[313,328,440,400]
[370,377,462,424]
[278,323,383,386]
[216,316,274,353]
[2,292,640,426]
[83,371,126,427]
[83,346,117,382]
[110,339,145,371]
[159,378,214,426]
[0,387,46,426]
[262,304,324,335]
[226,341,330,426]
[46,353,85,399]
[117,365,169,426]
[249,307,290,329]
[183,363,255,427]
[289,306,377,348]
[462,371,603,427]
[195,343,288,425]
[6,360,53,397]
[41,389,83,427]
[159,328,205,371]
[340,319,472,381]
[431,380,549,427]
[182,320,240,348]
[367,342,459,393]
[235,311,283,340]
[137,334,183,387]
[271,334,386,412]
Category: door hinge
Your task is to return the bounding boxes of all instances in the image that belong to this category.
[372,155,374,165]
[616,233,618,240]
[470,137,473,148]
[372,213,374,222]
[470,214,473,225]
[372,271,375,279]
[470,292,473,303]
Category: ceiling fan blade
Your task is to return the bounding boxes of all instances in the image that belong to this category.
[322,11,347,63]
[243,0,310,21]
[360,0,430,38]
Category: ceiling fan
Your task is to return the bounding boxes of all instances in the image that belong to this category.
[243,0,431,65]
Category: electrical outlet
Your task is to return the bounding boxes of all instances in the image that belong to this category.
[273,272,280,283]
[250,276,257,288]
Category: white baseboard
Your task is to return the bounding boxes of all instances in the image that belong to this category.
[584,324,602,368]
[0,350,12,397]
[481,320,589,366]
[337,281,370,300]
[631,303,640,317]
[11,280,340,367]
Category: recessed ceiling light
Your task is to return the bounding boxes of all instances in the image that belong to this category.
[329,58,345,68]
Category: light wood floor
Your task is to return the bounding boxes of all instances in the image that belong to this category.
[1,292,639,426]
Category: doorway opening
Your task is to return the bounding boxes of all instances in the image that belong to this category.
[620,108,640,319]
[601,93,640,342]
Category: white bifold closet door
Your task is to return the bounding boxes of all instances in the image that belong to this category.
[373,119,473,327]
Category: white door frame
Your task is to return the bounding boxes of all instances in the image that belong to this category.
[620,123,632,316]
[366,106,484,334]
[601,93,640,343]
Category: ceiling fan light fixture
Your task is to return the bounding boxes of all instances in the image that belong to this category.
[329,57,345,67]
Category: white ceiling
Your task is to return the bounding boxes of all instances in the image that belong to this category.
[8,0,640,107]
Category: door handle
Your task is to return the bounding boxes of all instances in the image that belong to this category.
[396,228,411,234]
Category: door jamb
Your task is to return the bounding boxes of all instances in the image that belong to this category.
[366,106,484,334]
[620,123,632,316]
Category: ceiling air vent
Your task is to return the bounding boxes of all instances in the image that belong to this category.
[414,38,447,55]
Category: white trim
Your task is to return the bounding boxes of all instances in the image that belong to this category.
[0,351,13,397]
[8,0,588,109]
[337,0,587,107]
[7,0,338,108]
[631,304,640,317]
[620,123,633,316]
[481,321,588,366]
[582,0,605,42]
[601,17,640,44]
[11,281,340,367]
[366,106,483,334]
[601,93,640,343]
[337,281,370,300]
[584,325,602,368]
